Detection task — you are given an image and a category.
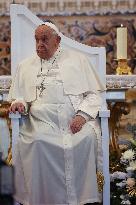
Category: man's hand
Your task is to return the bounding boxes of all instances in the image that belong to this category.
[9,102,25,114]
[70,115,86,134]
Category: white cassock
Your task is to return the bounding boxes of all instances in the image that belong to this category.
[9,48,105,205]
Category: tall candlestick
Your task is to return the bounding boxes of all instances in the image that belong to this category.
[117,25,127,59]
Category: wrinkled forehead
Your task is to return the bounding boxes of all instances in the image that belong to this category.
[35,25,54,37]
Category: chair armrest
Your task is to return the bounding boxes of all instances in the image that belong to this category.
[8,112,21,162]
[9,112,21,119]
[99,110,110,118]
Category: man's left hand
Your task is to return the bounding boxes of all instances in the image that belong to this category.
[70,115,86,134]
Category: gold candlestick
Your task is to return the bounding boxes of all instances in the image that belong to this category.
[116,59,132,75]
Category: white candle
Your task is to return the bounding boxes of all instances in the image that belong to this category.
[117,26,127,59]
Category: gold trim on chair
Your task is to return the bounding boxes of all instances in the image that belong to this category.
[0,101,12,165]
[97,171,104,193]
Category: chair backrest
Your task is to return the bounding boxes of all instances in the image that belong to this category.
[10,5,110,205]
[10,4,106,85]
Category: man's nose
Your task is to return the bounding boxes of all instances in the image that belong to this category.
[38,41,47,48]
[38,40,44,45]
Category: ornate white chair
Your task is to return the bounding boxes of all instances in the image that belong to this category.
[9,4,110,205]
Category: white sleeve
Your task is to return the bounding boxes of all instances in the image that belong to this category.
[77,91,102,119]
[8,64,28,113]
[76,110,90,122]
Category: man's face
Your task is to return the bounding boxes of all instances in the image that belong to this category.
[35,25,60,60]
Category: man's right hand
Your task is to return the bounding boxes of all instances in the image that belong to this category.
[9,102,25,114]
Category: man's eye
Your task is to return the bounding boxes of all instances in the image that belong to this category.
[43,38,48,42]
[35,38,49,43]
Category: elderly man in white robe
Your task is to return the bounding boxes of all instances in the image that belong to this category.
[9,23,105,205]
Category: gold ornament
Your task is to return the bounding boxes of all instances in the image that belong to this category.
[0,101,12,165]
[116,59,132,75]
[97,171,104,192]
[127,186,136,197]
[5,147,12,166]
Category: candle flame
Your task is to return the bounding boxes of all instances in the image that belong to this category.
[121,24,123,27]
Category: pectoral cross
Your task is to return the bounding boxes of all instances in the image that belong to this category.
[38,82,46,97]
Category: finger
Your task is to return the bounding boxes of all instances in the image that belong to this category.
[20,104,25,112]
[70,123,75,134]
[19,104,25,110]
[21,107,25,113]
[76,125,82,132]
[18,106,22,113]
[10,105,17,113]
[71,123,80,134]
[74,121,84,133]
[18,105,25,113]
[70,121,79,134]
[70,119,82,134]
[73,125,81,133]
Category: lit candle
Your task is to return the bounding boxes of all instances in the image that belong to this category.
[117,25,127,59]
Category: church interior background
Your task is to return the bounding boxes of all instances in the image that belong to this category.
[0,0,136,204]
